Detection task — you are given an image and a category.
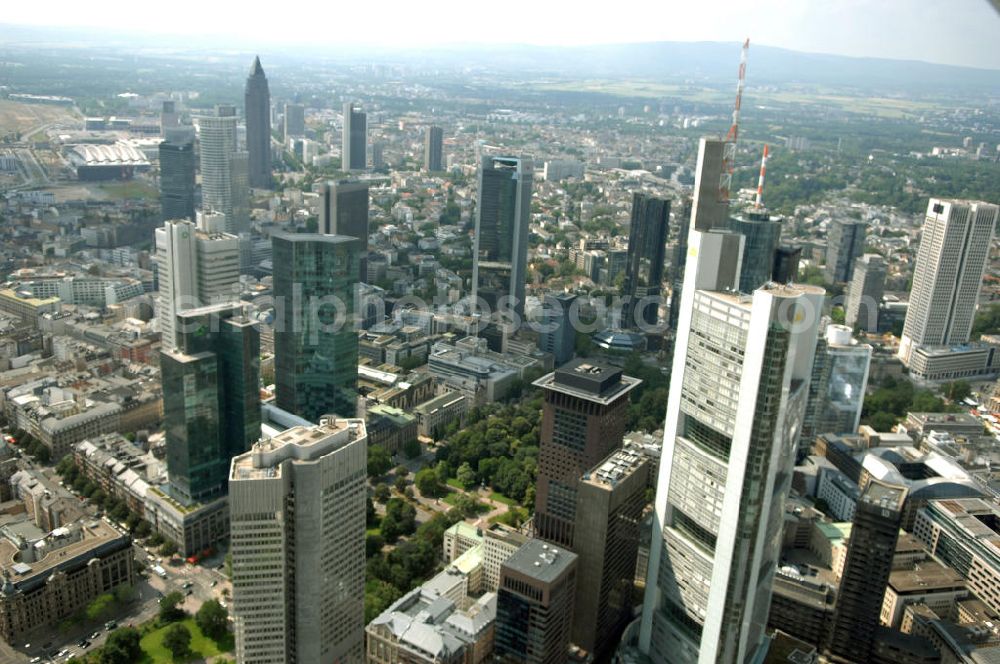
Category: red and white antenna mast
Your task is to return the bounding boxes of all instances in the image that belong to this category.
[755,144,769,208]
[719,38,750,203]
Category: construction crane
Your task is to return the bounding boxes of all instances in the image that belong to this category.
[719,38,750,203]
[755,144,769,209]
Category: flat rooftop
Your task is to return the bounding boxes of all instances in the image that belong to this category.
[889,561,965,594]
[861,479,907,512]
[534,359,641,405]
[231,417,365,481]
[502,538,576,585]
[583,447,648,488]
[0,519,126,589]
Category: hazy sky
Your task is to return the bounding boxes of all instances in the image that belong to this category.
[4,0,1000,70]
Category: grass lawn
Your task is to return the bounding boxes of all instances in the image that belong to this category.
[489,491,517,506]
[446,478,464,490]
[442,492,461,506]
[139,617,233,663]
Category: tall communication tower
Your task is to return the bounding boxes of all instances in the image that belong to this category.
[719,38,750,203]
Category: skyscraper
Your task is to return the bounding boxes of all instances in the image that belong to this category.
[424,125,443,172]
[159,100,179,136]
[799,324,872,451]
[318,180,369,283]
[771,245,802,284]
[638,138,825,664]
[342,102,367,171]
[495,539,578,664]
[158,128,195,222]
[537,292,577,366]
[729,209,781,293]
[825,479,907,663]
[283,102,305,141]
[230,417,367,664]
[845,253,886,333]
[668,198,692,331]
[533,359,641,548]
[898,199,999,365]
[272,233,360,422]
[244,56,271,189]
[154,219,240,350]
[622,192,670,329]
[825,218,867,283]
[198,106,248,235]
[472,155,533,319]
[572,447,650,658]
[161,303,260,505]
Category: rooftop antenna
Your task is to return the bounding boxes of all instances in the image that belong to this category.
[755,144,769,209]
[719,38,750,203]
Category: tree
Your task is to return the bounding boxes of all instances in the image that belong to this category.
[456,462,477,490]
[402,438,422,459]
[434,461,451,485]
[158,591,185,623]
[367,496,377,526]
[394,475,408,494]
[163,622,192,659]
[368,445,392,478]
[943,380,972,403]
[366,533,385,558]
[159,540,178,557]
[394,464,410,478]
[86,593,116,622]
[374,483,391,503]
[195,599,228,640]
[100,627,142,664]
[414,467,445,498]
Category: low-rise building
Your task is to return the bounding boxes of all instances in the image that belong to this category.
[880,561,966,629]
[367,404,417,454]
[143,487,228,558]
[482,523,529,593]
[0,519,134,644]
[413,391,467,439]
[444,522,483,563]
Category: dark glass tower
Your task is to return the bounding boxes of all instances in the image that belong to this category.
[159,129,196,222]
[318,180,369,283]
[161,303,260,504]
[825,218,866,283]
[342,102,367,171]
[538,292,577,366]
[826,479,907,663]
[272,233,360,422]
[472,155,533,320]
[622,192,670,329]
[730,209,781,293]
[244,56,271,189]
[424,125,443,172]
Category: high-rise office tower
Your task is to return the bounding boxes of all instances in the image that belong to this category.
[825,218,867,283]
[342,102,367,171]
[825,479,907,663]
[537,292,577,366]
[159,128,196,222]
[424,125,443,172]
[730,209,781,293]
[533,359,641,548]
[622,192,670,329]
[472,155,533,319]
[771,245,802,284]
[230,417,367,664]
[668,198,693,331]
[495,539,578,664]
[638,138,825,664]
[370,141,384,169]
[160,100,179,136]
[272,233,360,422]
[155,219,240,350]
[283,102,305,141]
[244,56,271,189]
[845,253,886,333]
[898,199,999,365]
[318,180,369,283]
[572,448,650,658]
[799,324,872,451]
[161,303,260,505]
[199,106,248,235]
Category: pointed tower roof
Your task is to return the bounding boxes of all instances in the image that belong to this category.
[250,56,264,77]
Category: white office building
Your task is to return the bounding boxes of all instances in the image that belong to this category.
[899,199,998,365]
[154,219,240,350]
[229,417,367,664]
[198,108,249,235]
[637,138,825,664]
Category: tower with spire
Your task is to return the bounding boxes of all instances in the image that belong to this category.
[244,56,271,189]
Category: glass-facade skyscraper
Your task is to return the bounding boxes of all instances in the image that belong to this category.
[318,180,369,283]
[472,155,533,320]
[159,129,195,222]
[342,102,367,171]
[729,209,781,293]
[272,233,360,422]
[622,192,670,329]
[161,302,260,505]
